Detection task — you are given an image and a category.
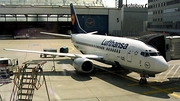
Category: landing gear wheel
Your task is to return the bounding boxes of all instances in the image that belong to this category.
[139,78,147,85]
[111,65,119,71]
[139,73,148,85]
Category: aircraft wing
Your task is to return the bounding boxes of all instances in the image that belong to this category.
[3,48,103,59]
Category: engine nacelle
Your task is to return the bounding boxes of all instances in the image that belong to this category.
[73,58,94,73]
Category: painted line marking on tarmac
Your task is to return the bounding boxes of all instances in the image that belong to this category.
[157,64,172,77]
[95,66,139,83]
[68,46,75,52]
[48,88,61,100]
[171,93,180,99]
[147,85,180,98]
[142,87,179,95]
[127,82,155,87]
[127,80,158,87]
[127,83,139,87]
[171,65,180,78]
[157,72,163,78]
[163,65,175,79]
[96,64,180,99]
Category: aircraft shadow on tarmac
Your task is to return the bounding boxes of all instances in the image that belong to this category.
[32,58,92,81]
[33,58,180,99]
[93,64,180,99]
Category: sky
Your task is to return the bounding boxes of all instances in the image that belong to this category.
[104,0,148,7]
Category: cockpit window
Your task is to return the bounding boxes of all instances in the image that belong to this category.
[145,52,149,57]
[149,52,159,56]
[141,52,159,57]
[141,52,149,57]
[141,52,144,56]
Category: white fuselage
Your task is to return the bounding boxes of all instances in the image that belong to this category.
[71,34,168,75]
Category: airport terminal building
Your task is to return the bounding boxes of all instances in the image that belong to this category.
[148,0,180,34]
[0,0,147,38]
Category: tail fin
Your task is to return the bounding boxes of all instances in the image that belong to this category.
[70,3,87,34]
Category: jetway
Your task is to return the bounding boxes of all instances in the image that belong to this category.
[138,34,180,61]
[166,36,180,61]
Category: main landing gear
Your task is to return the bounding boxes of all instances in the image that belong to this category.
[139,74,147,85]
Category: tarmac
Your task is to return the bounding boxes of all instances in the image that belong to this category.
[0,39,180,101]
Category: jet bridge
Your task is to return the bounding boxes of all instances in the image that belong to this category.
[138,34,180,61]
[166,36,180,61]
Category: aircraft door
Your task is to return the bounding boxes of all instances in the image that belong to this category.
[127,47,134,62]
[106,53,116,63]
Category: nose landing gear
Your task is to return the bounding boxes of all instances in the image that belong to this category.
[139,74,148,85]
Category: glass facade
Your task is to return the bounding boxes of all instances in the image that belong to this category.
[0,0,103,6]
[0,0,106,37]
[148,0,180,33]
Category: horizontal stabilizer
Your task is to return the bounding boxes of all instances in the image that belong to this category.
[40,32,71,38]
[87,31,98,35]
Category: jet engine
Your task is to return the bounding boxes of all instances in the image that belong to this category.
[73,58,94,73]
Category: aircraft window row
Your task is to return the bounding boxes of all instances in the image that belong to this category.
[76,41,104,50]
[76,41,93,47]
[141,52,159,57]
[94,45,104,50]
[106,47,121,53]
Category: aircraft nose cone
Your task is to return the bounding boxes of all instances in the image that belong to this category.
[155,57,169,72]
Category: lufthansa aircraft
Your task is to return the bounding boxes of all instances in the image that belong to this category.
[4,3,168,84]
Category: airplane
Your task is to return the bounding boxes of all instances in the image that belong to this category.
[4,3,169,84]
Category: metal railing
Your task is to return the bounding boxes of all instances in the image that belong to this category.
[10,61,49,101]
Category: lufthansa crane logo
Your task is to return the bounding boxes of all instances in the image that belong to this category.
[71,14,75,25]
[85,18,95,28]
[144,62,150,69]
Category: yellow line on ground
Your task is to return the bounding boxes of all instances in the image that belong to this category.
[114,73,139,82]
[127,83,139,87]
[170,93,180,99]
[96,67,139,83]
[68,46,74,52]
[95,62,180,99]
[147,85,180,98]
[127,80,158,87]
[143,87,179,95]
